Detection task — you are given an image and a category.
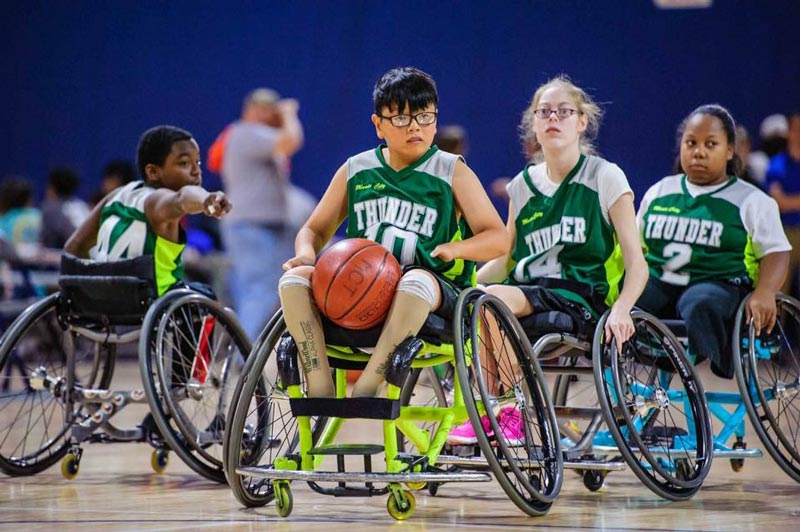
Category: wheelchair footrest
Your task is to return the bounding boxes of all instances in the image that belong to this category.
[711,447,763,459]
[308,444,384,456]
[289,397,401,419]
[436,454,627,472]
[235,466,492,484]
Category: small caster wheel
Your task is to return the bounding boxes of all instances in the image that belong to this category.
[582,470,605,491]
[61,453,80,480]
[151,449,169,473]
[274,481,293,518]
[239,448,248,462]
[428,482,440,496]
[387,490,416,521]
[405,481,427,491]
[675,459,693,481]
[731,440,746,472]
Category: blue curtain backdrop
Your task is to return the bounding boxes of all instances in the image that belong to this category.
[2,0,798,212]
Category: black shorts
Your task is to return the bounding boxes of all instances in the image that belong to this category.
[402,265,461,319]
[517,284,600,335]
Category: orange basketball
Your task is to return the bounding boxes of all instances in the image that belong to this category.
[311,238,402,330]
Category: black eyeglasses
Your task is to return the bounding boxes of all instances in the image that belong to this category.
[379,111,438,127]
[533,108,578,120]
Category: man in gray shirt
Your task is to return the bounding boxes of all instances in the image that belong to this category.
[218,88,304,340]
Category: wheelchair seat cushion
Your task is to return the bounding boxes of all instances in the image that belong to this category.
[321,312,452,349]
[518,310,595,342]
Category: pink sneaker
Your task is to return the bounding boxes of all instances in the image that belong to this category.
[447,414,492,445]
[494,406,525,446]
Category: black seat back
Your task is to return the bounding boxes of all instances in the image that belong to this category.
[57,254,157,326]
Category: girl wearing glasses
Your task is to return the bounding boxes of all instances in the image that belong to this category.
[448,75,647,444]
[478,75,647,344]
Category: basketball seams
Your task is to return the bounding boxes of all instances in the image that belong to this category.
[330,249,390,324]
[312,238,400,329]
[320,243,375,317]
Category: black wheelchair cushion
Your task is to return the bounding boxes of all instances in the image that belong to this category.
[321,313,453,349]
[57,254,157,326]
[518,310,594,342]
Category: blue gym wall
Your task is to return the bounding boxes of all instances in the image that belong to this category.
[3,0,799,212]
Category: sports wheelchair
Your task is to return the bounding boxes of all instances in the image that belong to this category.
[527,304,715,500]
[223,287,563,520]
[660,293,800,483]
[0,254,249,482]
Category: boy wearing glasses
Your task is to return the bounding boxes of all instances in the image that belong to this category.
[279,66,508,397]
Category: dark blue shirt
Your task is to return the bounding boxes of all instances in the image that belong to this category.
[765,151,800,228]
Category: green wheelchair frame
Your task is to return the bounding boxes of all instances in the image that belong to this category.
[224,288,563,520]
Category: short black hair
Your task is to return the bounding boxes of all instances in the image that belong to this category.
[674,104,742,177]
[373,67,438,116]
[102,159,137,185]
[136,125,193,179]
[0,176,34,214]
[48,166,80,198]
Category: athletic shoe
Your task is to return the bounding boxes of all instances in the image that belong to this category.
[447,414,492,445]
[494,406,525,446]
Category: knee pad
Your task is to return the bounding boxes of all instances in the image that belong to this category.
[279,274,311,291]
[396,270,439,307]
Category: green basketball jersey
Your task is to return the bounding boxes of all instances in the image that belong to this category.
[345,145,475,287]
[640,174,761,287]
[94,181,185,296]
[506,154,624,312]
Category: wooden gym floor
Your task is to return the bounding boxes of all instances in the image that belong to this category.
[1,361,798,531]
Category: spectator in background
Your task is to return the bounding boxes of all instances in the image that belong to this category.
[749,113,788,185]
[766,110,800,298]
[491,132,542,204]
[734,125,759,187]
[208,88,304,340]
[40,166,90,249]
[90,159,137,205]
[0,176,41,257]
[434,125,468,155]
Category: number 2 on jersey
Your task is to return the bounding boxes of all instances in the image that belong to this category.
[661,242,692,285]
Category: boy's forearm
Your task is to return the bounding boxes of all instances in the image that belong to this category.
[451,227,510,262]
[174,186,210,215]
[294,226,324,261]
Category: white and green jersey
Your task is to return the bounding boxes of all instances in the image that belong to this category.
[345,145,475,287]
[506,154,630,314]
[93,181,185,295]
[638,174,791,287]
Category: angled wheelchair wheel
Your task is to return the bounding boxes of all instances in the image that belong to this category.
[552,355,610,454]
[454,289,563,516]
[140,290,250,483]
[593,309,713,500]
[224,311,327,507]
[0,294,114,475]
[734,293,800,482]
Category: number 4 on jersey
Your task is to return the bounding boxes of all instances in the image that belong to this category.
[513,244,564,281]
